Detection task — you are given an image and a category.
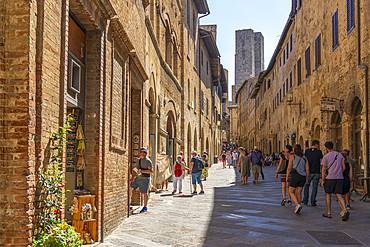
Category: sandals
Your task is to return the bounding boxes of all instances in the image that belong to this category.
[281,198,286,206]
[287,200,292,205]
[322,213,332,218]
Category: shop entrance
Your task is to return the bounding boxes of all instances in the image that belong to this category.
[166,112,175,181]
[352,97,363,188]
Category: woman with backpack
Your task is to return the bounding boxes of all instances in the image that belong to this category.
[286,144,310,214]
[275,145,293,206]
[172,155,189,194]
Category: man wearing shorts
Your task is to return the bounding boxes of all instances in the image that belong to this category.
[190,151,204,194]
[321,141,349,221]
[130,147,153,213]
[251,147,263,184]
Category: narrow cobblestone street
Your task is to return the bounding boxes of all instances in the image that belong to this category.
[98,163,370,247]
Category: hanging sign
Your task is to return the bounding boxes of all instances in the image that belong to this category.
[321,101,336,112]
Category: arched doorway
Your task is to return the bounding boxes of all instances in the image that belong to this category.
[166,112,175,181]
[331,111,342,151]
[352,97,363,186]
[299,136,304,148]
[314,125,320,141]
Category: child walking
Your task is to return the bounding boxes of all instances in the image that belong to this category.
[172,155,189,194]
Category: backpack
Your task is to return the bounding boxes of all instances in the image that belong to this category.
[174,162,183,177]
[197,157,205,170]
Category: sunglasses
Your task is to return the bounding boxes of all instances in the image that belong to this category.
[140,151,147,154]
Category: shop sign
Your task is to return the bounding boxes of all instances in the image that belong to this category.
[67,160,75,166]
[67,152,76,159]
[66,167,75,173]
[321,101,335,112]
[68,16,86,63]
[67,136,77,143]
[269,134,276,138]
[67,144,76,150]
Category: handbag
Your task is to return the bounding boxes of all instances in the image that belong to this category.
[326,152,339,176]
[253,152,263,166]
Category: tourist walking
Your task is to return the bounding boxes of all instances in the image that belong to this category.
[190,151,205,194]
[321,141,349,221]
[259,149,265,182]
[221,151,227,169]
[286,144,309,214]
[342,154,353,209]
[129,147,153,213]
[275,145,292,206]
[239,149,251,185]
[227,151,232,168]
[172,155,189,194]
[302,140,323,206]
[342,149,356,209]
[201,152,209,181]
[232,150,238,168]
[251,147,263,184]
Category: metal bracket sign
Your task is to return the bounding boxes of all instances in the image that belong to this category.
[321,100,336,112]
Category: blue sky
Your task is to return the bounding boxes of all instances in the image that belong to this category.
[200,0,292,100]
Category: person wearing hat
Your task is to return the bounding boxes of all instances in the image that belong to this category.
[129,147,153,213]
[251,147,263,184]
[190,151,205,194]
[172,155,189,194]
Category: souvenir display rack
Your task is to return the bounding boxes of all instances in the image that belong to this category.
[71,195,96,244]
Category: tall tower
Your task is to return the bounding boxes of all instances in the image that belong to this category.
[234,29,264,93]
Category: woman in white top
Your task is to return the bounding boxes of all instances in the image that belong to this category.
[286,144,309,214]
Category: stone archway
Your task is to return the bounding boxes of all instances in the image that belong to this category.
[331,110,342,151]
[351,97,363,186]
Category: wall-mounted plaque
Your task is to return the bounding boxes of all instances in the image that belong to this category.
[133,144,139,150]
[70,121,77,128]
[67,152,76,159]
[67,136,77,143]
[133,150,139,156]
[67,144,76,150]
[67,160,75,166]
[66,167,75,173]
[133,135,140,144]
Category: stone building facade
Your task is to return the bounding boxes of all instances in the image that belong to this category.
[0,0,225,245]
[237,0,370,191]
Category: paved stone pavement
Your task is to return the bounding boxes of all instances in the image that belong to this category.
[97,163,370,247]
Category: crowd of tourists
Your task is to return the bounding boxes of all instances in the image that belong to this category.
[128,140,355,221]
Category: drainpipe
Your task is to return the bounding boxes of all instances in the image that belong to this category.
[357,0,369,192]
[198,11,210,152]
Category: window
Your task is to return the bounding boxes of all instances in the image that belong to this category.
[201,90,204,111]
[332,10,339,50]
[201,51,204,66]
[287,43,289,59]
[297,58,302,86]
[206,61,209,75]
[315,34,321,68]
[70,60,81,93]
[279,89,282,102]
[298,0,302,9]
[194,87,196,109]
[188,80,191,102]
[290,34,293,52]
[268,79,271,89]
[305,47,311,78]
[283,50,286,65]
[290,71,293,88]
[283,83,285,98]
[280,57,281,67]
[206,98,209,116]
[292,0,297,15]
[347,0,355,34]
[286,78,289,92]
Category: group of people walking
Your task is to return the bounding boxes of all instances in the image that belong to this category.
[275,140,353,221]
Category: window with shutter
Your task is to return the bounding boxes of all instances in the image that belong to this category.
[315,34,321,68]
[347,0,355,34]
[305,47,311,78]
[332,10,339,50]
[290,34,293,52]
[297,58,302,86]
[286,78,289,92]
[283,50,286,65]
[287,42,289,59]
[290,71,293,88]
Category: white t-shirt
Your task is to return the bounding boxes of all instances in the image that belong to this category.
[233,152,238,160]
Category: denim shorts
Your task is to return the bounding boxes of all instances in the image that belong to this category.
[130,178,150,193]
[192,171,202,185]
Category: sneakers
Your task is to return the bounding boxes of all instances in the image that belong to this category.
[287,200,292,205]
[342,211,350,221]
[295,204,302,214]
[191,191,197,195]
[179,192,183,194]
[140,207,147,213]
[172,190,176,194]
[252,180,256,184]
[281,198,286,206]
[199,191,205,195]
[346,205,351,210]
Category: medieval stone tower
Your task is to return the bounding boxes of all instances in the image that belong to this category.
[234,29,264,93]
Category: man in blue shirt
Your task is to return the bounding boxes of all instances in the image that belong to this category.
[251,147,263,184]
[190,151,204,194]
